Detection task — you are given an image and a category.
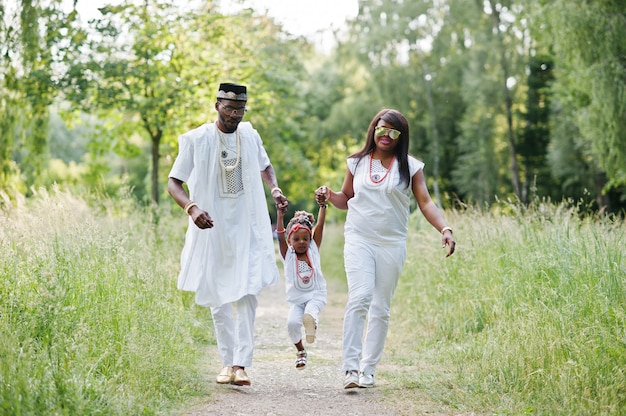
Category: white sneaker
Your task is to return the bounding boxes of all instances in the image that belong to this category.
[359,373,374,388]
[343,370,359,389]
[302,313,316,343]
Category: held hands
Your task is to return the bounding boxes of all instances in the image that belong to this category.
[271,187,288,211]
[315,186,330,207]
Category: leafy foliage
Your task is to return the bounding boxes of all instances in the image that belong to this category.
[533,0,626,191]
[1,0,625,212]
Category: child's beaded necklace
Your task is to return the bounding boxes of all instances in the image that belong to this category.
[295,251,314,283]
[289,223,314,283]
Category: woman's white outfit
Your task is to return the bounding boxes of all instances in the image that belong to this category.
[282,241,327,344]
[342,154,424,376]
[169,121,279,367]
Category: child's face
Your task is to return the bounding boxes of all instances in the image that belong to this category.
[289,229,312,254]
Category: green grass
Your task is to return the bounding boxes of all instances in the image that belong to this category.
[0,189,213,415]
[2,191,624,415]
[379,201,626,415]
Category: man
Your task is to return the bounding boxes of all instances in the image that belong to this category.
[168,82,288,386]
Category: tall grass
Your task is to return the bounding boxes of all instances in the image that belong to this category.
[0,189,213,415]
[3,190,624,415]
[380,201,626,415]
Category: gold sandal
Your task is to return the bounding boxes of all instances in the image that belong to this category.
[295,350,307,369]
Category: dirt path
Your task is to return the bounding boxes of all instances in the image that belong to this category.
[181,275,402,416]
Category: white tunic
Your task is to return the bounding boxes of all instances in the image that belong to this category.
[281,241,327,306]
[345,154,424,246]
[169,121,279,307]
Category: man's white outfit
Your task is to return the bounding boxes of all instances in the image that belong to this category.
[342,154,424,376]
[169,121,279,368]
[282,241,327,343]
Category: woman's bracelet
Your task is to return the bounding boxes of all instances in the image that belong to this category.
[184,201,198,215]
[440,226,453,235]
[276,229,285,234]
[271,187,282,195]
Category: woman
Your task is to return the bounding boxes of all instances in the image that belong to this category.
[315,108,455,389]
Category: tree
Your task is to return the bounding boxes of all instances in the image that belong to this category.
[0,0,72,193]
[519,54,558,201]
[61,0,224,203]
[61,1,312,207]
[486,0,521,199]
[534,0,626,196]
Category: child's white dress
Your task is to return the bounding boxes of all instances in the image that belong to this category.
[282,241,327,344]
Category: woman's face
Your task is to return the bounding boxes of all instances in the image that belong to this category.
[373,120,401,152]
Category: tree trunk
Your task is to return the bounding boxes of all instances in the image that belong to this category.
[594,171,611,213]
[151,130,162,204]
[421,61,442,207]
[489,0,521,200]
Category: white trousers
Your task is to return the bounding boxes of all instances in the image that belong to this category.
[342,238,406,376]
[287,299,325,344]
[210,294,258,368]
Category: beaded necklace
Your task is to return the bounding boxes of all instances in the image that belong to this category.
[216,126,240,172]
[295,251,314,283]
[369,152,395,184]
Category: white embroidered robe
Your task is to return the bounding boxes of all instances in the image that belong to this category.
[169,121,279,307]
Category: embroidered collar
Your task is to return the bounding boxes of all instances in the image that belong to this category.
[369,152,395,184]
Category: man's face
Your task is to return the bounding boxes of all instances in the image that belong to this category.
[216,99,247,132]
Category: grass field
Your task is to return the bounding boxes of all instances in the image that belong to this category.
[1,190,624,415]
[381,202,626,415]
[0,189,213,415]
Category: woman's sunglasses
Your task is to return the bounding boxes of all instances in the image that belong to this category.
[374,126,401,140]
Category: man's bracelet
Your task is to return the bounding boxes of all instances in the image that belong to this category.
[184,201,198,215]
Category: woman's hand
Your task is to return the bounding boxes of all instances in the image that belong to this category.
[315,186,330,206]
[442,231,456,257]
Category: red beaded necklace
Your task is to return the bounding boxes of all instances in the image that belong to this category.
[369,152,395,184]
[295,251,314,283]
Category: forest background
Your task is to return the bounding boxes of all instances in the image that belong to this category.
[1,0,625,215]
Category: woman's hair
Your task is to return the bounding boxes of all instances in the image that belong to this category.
[286,210,315,236]
[349,108,411,187]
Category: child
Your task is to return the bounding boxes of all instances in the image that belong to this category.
[276,198,328,370]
